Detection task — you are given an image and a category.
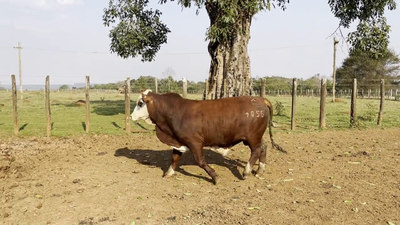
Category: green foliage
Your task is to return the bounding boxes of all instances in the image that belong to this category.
[358,103,376,122]
[252,78,262,92]
[298,74,321,90]
[130,76,156,92]
[328,0,397,58]
[102,0,170,62]
[92,83,120,90]
[336,49,400,89]
[264,76,292,91]
[102,0,397,78]
[274,101,285,116]
[158,76,179,93]
[348,17,391,59]
[1,91,400,137]
[102,0,289,61]
[128,75,204,93]
[59,85,70,90]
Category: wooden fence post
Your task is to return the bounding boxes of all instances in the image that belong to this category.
[182,77,187,98]
[291,78,297,130]
[332,37,339,102]
[125,77,131,133]
[319,79,327,129]
[377,79,384,125]
[155,78,158,93]
[85,76,90,133]
[350,78,357,127]
[260,78,266,98]
[11,75,18,135]
[45,75,51,137]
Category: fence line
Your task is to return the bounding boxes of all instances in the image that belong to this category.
[4,75,400,136]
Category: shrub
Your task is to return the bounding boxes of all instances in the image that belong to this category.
[275,101,285,116]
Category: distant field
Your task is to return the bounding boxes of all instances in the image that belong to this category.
[0,90,399,137]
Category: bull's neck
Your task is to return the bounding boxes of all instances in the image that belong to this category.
[151,94,181,122]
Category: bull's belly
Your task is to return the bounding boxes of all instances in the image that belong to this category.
[171,145,230,157]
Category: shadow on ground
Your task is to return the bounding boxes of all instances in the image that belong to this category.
[114,148,245,183]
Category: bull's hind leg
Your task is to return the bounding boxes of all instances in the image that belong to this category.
[243,141,263,180]
[164,149,183,178]
[189,144,219,185]
[256,140,267,175]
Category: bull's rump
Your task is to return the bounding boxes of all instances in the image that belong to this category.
[170,96,270,147]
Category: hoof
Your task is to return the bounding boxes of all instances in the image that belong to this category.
[163,166,175,178]
[162,174,172,179]
[242,162,252,180]
[256,162,266,175]
[212,176,219,185]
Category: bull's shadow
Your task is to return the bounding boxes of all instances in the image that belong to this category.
[114,148,244,183]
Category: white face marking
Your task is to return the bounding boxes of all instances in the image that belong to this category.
[131,89,154,125]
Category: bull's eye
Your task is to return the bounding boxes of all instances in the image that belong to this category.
[137,98,144,107]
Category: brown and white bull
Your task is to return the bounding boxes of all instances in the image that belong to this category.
[131,89,286,184]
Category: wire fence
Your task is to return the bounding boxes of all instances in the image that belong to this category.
[1,76,399,137]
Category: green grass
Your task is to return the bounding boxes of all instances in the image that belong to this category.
[1,90,399,137]
[266,95,400,131]
[0,90,152,137]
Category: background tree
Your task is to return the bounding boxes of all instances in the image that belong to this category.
[92,82,119,90]
[158,76,179,93]
[59,85,70,90]
[336,49,400,90]
[103,0,397,99]
[130,76,155,92]
[264,76,292,91]
[329,0,396,59]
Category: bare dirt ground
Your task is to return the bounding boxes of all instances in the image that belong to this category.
[1,127,399,225]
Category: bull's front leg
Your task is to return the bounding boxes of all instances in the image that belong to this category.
[189,143,219,185]
[164,149,183,178]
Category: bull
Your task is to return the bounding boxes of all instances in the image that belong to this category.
[131,89,286,184]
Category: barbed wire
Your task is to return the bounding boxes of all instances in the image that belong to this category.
[0,42,348,55]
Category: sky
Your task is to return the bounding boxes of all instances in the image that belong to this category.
[0,0,399,86]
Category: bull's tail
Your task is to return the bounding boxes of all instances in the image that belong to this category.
[266,100,287,154]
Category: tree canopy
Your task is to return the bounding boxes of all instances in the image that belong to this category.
[336,49,400,88]
[103,0,397,62]
[329,0,396,58]
[103,0,397,99]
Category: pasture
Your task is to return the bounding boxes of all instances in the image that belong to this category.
[1,90,400,137]
[0,90,399,224]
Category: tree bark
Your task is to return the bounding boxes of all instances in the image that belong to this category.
[205,3,252,99]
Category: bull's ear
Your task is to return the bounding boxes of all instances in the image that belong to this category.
[142,92,152,102]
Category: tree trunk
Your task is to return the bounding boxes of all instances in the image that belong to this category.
[205,4,252,99]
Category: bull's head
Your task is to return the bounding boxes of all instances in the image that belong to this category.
[131,89,154,125]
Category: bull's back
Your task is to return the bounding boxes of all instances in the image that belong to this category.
[176,96,270,146]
